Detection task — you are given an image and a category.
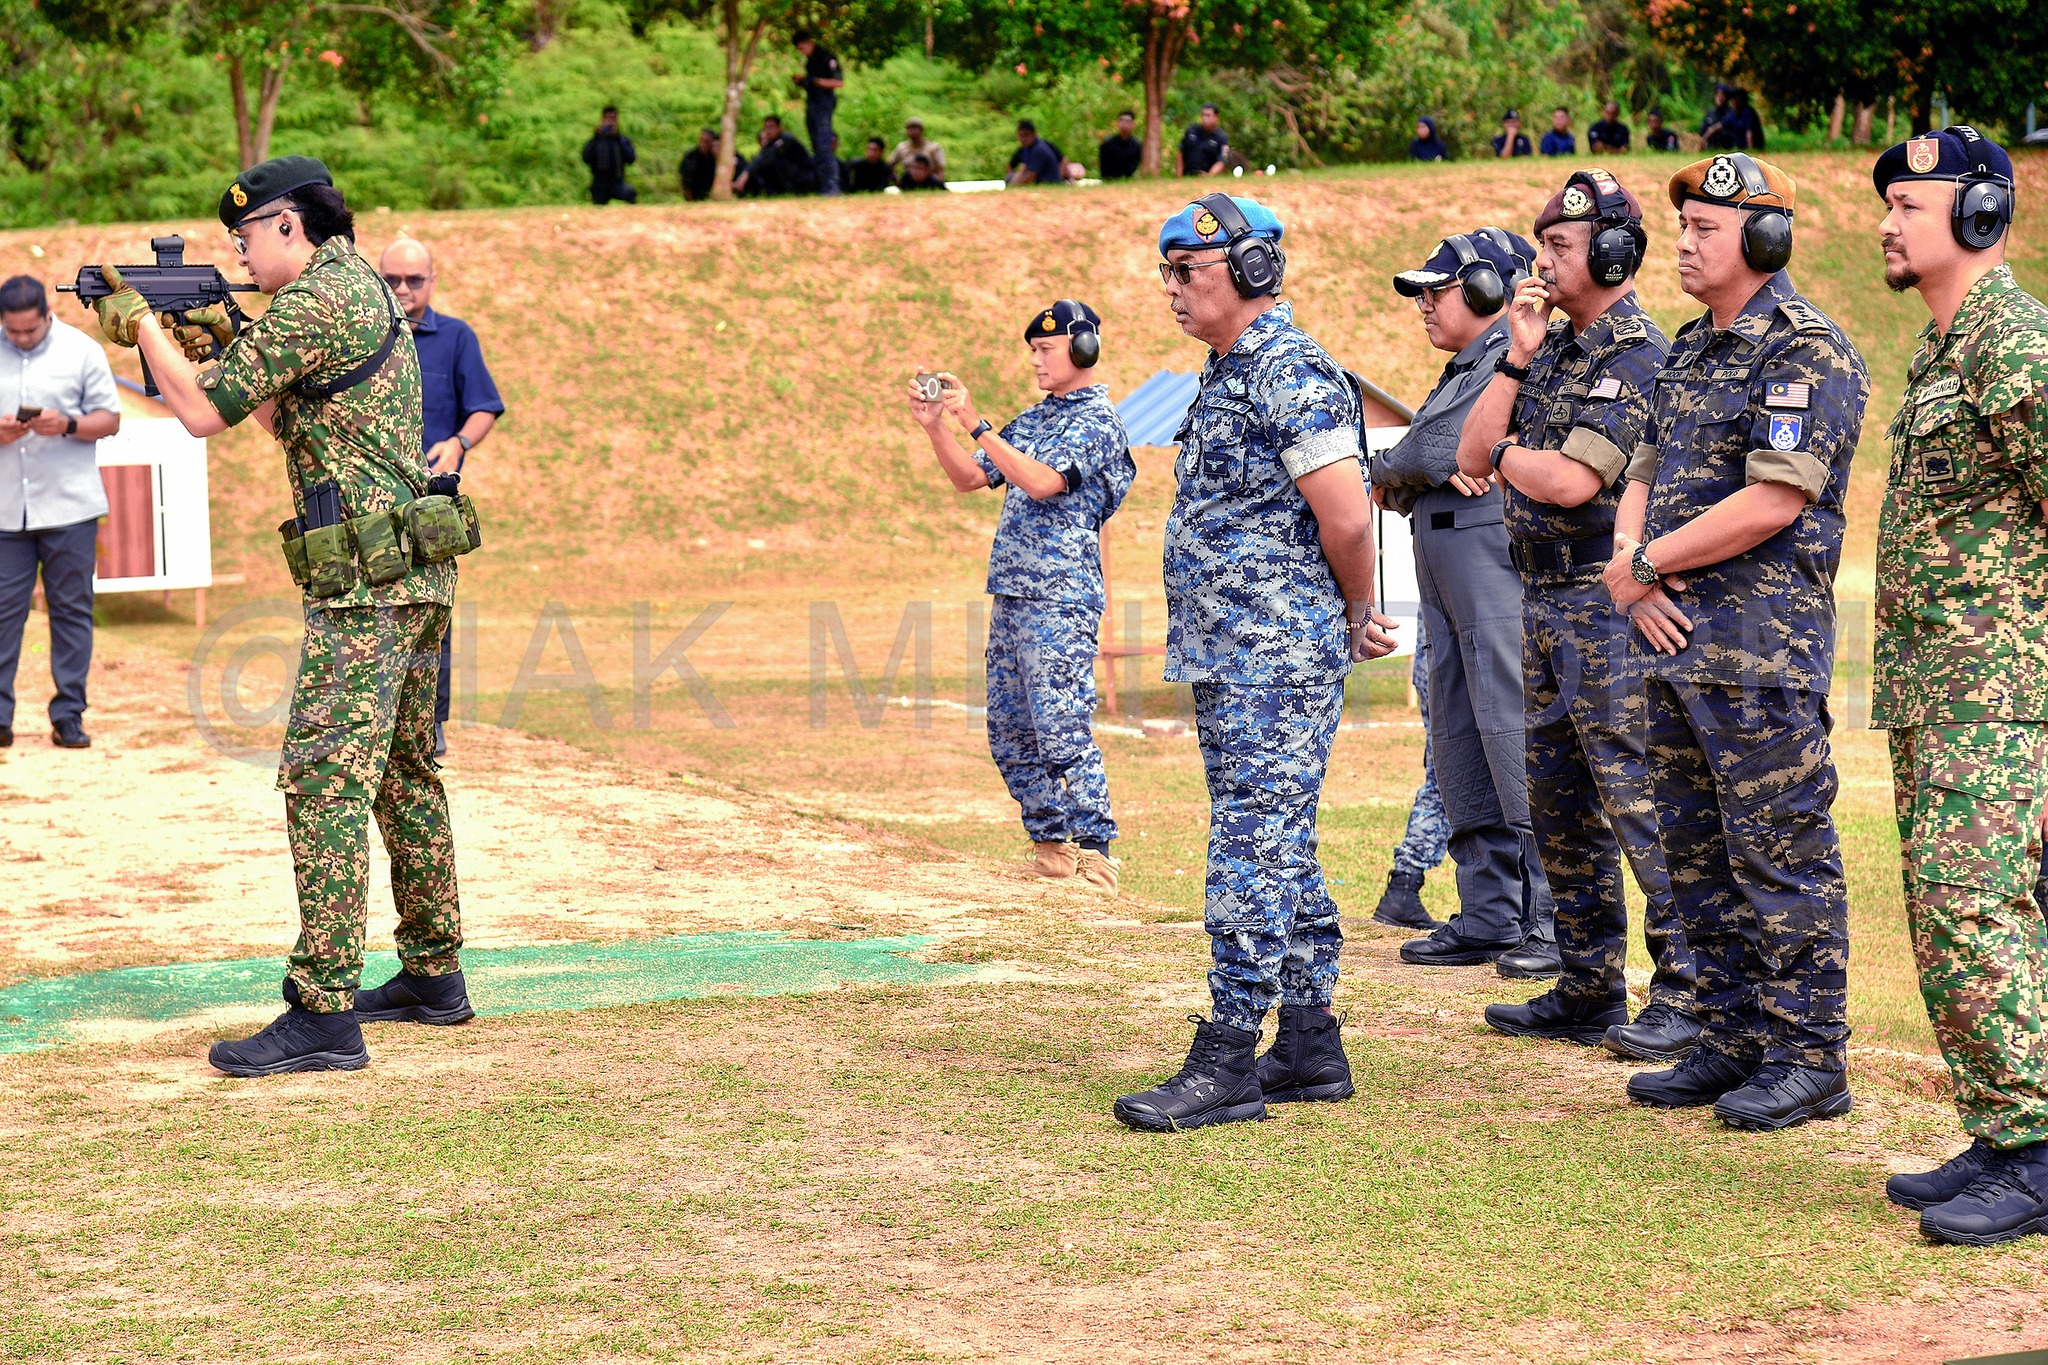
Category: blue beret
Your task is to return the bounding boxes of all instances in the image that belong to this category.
[1873,125,2014,198]
[1159,196,1283,255]
[1026,299,1099,341]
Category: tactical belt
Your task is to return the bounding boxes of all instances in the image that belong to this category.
[278,493,482,599]
[1509,533,1613,579]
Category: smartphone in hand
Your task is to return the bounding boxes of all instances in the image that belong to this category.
[16,406,42,421]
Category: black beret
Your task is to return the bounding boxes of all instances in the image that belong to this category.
[1026,299,1100,342]
[1873,125,2014,199]
[219,155,334,228]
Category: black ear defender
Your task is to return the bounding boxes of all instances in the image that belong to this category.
[1943,128,2014,250]
[1726,152,1793,273]
[1056,298,1101,368]
[1443,233,1507,314]
[1564,173,1647,286]
[1195,193,1286,298]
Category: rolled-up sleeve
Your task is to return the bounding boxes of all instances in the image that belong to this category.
[1626,441,1659,485]
[1567,341,1662,485]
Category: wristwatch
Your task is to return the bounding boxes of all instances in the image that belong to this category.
[969,418,993,442]
[1489,437,1514,470]
[455,432,474,452]
[1495,356,1530,382]
[64,415,77,437]
[1630,543,1661,585]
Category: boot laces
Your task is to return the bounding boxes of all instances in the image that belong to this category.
[1960,1150,2044,1203]
[1164,1015,1231,1092]
[1632,1002,1684,1032]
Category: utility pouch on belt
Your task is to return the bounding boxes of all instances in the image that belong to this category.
[352,510,408,586]
[277,518,311,589]
[301,521,359,598]
[404,495,472,565]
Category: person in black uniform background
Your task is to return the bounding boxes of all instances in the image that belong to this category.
[1176,104,1228,176]
[680,128,737,202]
[1645,111,1681,152]
[733,117,816,197]
[1589,101,1631,154]
[1100,111,1142,180]
[581,107,637,204]
[845,137,895,192]
[792,30,845,196]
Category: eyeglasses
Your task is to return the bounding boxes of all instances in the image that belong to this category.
[1157,259,1230,286]
[382,273,432,291]
[230,210,287,254]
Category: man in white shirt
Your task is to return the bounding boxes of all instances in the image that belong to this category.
[0,275,121,748]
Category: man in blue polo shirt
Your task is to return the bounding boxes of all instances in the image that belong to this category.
[379,237,504,756]
[1006,121,1065,186]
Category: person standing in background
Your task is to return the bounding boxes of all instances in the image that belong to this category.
[0,274,121,751]
[581,107,637,205]
[1373,617,1449,930]
[378,238,504,759]
[792,30,845,197]
[1100,111,1143,180]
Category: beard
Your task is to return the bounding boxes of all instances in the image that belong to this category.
[1882,238,1919,293]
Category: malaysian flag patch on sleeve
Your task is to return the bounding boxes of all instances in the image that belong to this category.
[1764,381,1811,409]
[1587,376,1623,400]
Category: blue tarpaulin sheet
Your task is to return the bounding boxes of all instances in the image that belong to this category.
[1116,369,1202,447]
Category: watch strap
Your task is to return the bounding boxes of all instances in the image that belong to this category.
[1490,437,1514,470]
[969,419,993,441]
[1631,543,1659,583]
[1495,356,1530,382]
[65,415,78,437]
[455,432,474,452]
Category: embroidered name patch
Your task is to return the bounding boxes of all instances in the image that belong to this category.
[1767,414,1804,450]
[1917,375,1962,403]
[1764,381,1810,409]
[1587,377,1623,400]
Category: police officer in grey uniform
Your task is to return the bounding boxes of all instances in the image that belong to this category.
[1374,227,1560,975]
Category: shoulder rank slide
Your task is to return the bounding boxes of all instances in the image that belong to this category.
[1776,297,1831,335]
[1763,381,1810,409]
[1610,316,1647,343]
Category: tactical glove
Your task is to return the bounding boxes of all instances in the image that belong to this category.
[93,265,150,347]
[168,305,235,363]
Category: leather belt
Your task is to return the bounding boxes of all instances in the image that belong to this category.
[1509,533,1614,578]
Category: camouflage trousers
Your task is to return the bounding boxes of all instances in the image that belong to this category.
[1646,679,1848,1070]
[1391,617,1451,880]
[1193,681,1345,1033]
[1525,584,1694,1011]
[1890,722,2048,1148]
[278,603,462,1013]
[986,595,1116,847]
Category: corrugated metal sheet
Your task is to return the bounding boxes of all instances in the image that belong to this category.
[1115,369,1203,447]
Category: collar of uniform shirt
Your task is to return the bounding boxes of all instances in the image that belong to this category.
[1045,382,1108,404]
[407,307,441,334]
[1939,261,2015,343]
[1447,316,1510,372]
[1710,268,1795,345]
[1205,299,1294,364]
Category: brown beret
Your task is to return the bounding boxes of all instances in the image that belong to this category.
[1534,167,1643,236]
[1667,152,1796,216]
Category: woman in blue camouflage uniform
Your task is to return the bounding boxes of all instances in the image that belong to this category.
[907,301,1135,893]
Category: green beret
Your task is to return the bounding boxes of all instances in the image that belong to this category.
[219,155,333,229]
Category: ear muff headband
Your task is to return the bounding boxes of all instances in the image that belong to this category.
[1443,232,1507,314]
[1194,193,1285,298]
[1720,152,1793,273]
[1054,298,1101,368]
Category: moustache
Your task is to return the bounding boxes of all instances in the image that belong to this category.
[1881,235,1905,254]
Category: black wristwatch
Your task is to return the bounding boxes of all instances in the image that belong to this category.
[64,415,77,437]
[1630,543,1661,585]
[1490,437,1514,470]
[968,418,993,441]
[455,432,474,452]
[1495,356,1530,382]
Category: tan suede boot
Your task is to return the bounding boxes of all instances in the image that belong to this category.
[1031,841,1080,879]
[1075,848,1120,895]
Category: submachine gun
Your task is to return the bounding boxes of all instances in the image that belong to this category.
[57,235,258,396]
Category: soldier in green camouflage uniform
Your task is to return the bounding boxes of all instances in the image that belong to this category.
[1868,128,2048,1246]
[97,156,471,1077]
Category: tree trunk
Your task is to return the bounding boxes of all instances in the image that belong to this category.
[924,7,933,58]
[1885,95,1895,144]
[228,54,255,170]
[1827,93,1844,142]
[711,1,767,202]
[252,53,291,167]
[529,0,562,50]
[1852,102,1874,146]
[1138,15,1188,176]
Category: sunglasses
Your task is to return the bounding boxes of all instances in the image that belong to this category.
[382,273,432,291]
[1157,259,1230,286]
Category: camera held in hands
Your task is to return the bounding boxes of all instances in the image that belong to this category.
[913,372,951,402]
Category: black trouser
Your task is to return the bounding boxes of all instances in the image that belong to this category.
[591,179,638,204]
[0,518,97,729]
[807,106,841,195]
[435,610,453,725]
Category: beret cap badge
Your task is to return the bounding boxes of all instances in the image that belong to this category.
[1561,185,1594,218]
[1192,209,1220,238]
[1700,157,1741,199]
[1041,315,1056,331]
[229,182,248,207]
[1906,137,1939,175]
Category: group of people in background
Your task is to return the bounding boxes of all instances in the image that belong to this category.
[1411,87,1757,163]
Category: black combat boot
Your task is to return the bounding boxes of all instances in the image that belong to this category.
[209,979,369,1078]
[354,968,475,1025]
[1711,1062,1852,1130]
[1601,1002,1703,1062]
[1919,1144,2048,1247]
[1371,870,1440,931]
[1254,1006,1354,1103]
[1484,988,1627,1045]
[1399,922,1517,967]
[1888,1138,2005,1211]
[1493,936,1562,979]
[1114,1016,1266,1132]
[1626,1047,1755,1108]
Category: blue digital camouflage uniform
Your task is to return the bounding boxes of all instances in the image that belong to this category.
[1506,294,1694,1011]
[1876,264,2048,1149]
[1627,269,1869,1070]
[1165,301,1363,1033]
[1390,617,1451,880]
[198,236,461,1014]
[974,383,1135,848]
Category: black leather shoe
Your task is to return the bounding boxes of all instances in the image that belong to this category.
[1494,937,1562,979]
[209,980,368,1078]
[1626,1048,1755,1108]
[1889,1139,2005,1211]
[1602,1002,1704,1063]
[1255,1006,1353,1103]
[51,718,90,748]
[0,725,13,748]
[354,968,474,1025]
[1920,1146,2048,1247]
[1712,1062,1852,1130]
[1371,870,1440,931]
[1114,1016,1266,1132]
[1399,924,1517,967]
[1484,988,1627,1045]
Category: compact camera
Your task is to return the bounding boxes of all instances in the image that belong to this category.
[913,372,951,402]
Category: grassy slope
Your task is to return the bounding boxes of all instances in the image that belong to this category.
[5,152,2048,1362]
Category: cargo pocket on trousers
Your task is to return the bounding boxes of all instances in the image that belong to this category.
[1919,736,2036,898]
[279,687,372,795]
[1726,728,1836,872]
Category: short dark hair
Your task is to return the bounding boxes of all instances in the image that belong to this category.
[867,137,884,150]
[0,275,49,315]
[602,105,619,116]
[911,155,931,168]
[763,114,783,129]
[1554,106,1570,115]
[701,127,717,138]
[1200,103,1219,114]
[1017,119,1036,133]
[792,29,813,43]
[284,183,355,247]
[1118,109,1135,120]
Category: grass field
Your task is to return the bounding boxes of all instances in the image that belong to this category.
[4,153,2047,1360]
